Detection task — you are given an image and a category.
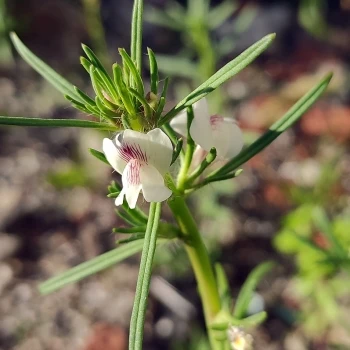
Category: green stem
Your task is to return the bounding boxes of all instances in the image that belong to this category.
[177,107,195,191]
[167,195,221,349]
[131,0,144,73]
[129,202,162,350]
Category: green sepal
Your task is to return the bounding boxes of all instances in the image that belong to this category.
[119,48,145,95]
[129,88,152,119]
[171,138,183,165]
[80,56,92,73]
[82,43,110,78]
[147,47,159,95]
[113,65,137,119]
[95,96,118,121]
[89,148,109,165]
[155,77,169,119]
[73,87,97,107]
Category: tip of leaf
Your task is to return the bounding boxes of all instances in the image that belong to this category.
[323,72,333,84]
[9,31,17,40]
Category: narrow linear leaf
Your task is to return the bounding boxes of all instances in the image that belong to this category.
[156,77,169,118]
[113,226,146,234]
[147,48,159,95]
[0,115,116,130]
[74,87,97,106]
[212,73,333,177]
[233,261,274,319]
[39,240,146,295]
[10,32,84,103]
[160,33,276,125]
[131,0,144,72]
[119,48,144,95]
[215,263,232,312]
[82,44,110,78]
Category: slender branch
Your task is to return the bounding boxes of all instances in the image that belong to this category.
[131,0,144,72]
[129,202,162,350]
[167,194,221,349]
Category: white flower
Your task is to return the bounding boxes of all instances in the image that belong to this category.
[103,128,173,209]
[170,98,244,159]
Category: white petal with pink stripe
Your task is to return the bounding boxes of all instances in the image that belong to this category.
[170,98,244,159]
[103,128,173,208]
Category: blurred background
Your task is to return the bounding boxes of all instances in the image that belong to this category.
[0,0,349,349]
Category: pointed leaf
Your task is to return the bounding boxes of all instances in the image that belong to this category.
[211,73,333,177]
[160,33,276,125]
[40,240,146,294]
[0,115,116,130]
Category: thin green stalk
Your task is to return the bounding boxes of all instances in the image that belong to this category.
[177,106,195,191]
[167,194,221,349]
[129,202,162,350]
[131,0,144,73]
[0,116,117,130]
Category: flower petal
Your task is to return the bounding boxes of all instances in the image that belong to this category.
[120,128,172,175]
[103,137,127,174]
[146,128,173,174]
[170,98,211,138]
[120,159,142,209]
[212,118,244,159]
[140,164,172,203]
[170,109,187,136]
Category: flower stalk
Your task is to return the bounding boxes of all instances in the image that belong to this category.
[167,194,221,349]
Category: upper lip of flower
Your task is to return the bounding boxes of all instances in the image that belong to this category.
[103,128,173,208]
[170,98,244,159]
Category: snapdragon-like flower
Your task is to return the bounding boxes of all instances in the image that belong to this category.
[103,128,173,208]
[171,98,244,159]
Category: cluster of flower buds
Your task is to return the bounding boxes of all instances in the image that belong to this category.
[66,45,168,132]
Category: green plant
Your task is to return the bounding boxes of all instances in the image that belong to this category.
[0,0,332,348]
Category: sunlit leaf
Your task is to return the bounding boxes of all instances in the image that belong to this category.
[160,33,275,125]
[0,115,116,130]
[40,240,147,294]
